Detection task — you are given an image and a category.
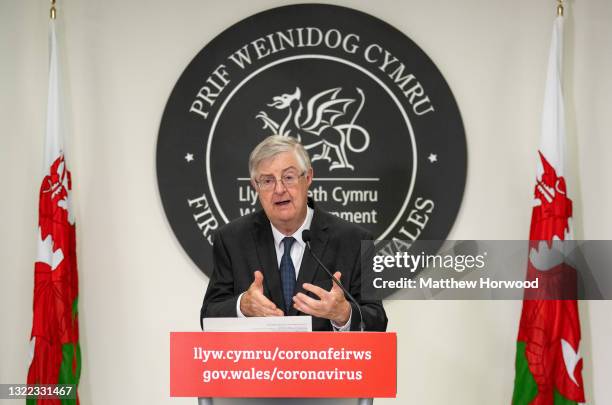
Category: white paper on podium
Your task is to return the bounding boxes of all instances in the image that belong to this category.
[202,316,312,332]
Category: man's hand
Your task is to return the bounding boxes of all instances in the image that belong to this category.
[240,271,284,317]
[292,272,351,325]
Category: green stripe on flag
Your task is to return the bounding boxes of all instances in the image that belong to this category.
[72,296,78,318]
[512,341,538,405]
[58,342,81,405]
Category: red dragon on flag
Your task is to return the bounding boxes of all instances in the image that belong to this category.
[513,153,584,405]
[531,151,572,244]
[28,154,81,404]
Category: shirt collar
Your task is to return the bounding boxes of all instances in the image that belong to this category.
[270,206,314,249]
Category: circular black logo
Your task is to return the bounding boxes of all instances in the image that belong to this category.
[157,4,467,276]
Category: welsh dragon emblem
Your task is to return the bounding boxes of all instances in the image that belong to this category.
[256,87,370,171]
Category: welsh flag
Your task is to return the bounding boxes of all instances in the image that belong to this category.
[27,17,81,404]
[512,13,585,405]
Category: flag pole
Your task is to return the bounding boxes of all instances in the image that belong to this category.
[557,0,564,17]
[50,0,57,20]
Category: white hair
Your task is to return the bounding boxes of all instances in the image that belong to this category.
[249,135,311,180]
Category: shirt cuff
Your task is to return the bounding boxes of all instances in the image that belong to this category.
[236,292,246,318]
[330,307,352,331]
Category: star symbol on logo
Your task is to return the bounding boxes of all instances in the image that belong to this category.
[428,153,438,163]
[185,153,194,163]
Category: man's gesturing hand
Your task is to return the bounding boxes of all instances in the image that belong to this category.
[239,271,284,317]
[292,271,351,325]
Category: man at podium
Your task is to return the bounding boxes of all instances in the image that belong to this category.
[201,135,387,331]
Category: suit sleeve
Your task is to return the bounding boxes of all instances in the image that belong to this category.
[348,231,388,332]
[200,230,241,329]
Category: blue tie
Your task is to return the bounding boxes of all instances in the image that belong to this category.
[280,237,296,314]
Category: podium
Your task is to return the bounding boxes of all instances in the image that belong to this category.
[198,398,374,405]
[170,331,396,403]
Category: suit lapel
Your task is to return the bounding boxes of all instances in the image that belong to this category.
[252,211,285,311]
[288,207,329,316]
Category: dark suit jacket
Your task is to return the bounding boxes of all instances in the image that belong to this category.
[200,201,387,331]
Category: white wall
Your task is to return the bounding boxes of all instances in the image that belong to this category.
[1,0,611,404]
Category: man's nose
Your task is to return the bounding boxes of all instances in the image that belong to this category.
[273,178,287,194]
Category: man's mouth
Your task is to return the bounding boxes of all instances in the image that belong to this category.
[274,199,291,206]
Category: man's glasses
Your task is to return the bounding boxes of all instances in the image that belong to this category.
[255,171,305,191]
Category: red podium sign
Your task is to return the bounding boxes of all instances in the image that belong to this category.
[170,332,396,398]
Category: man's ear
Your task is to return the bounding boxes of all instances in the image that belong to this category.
[305,168,313,187]
[251,179,261,199]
